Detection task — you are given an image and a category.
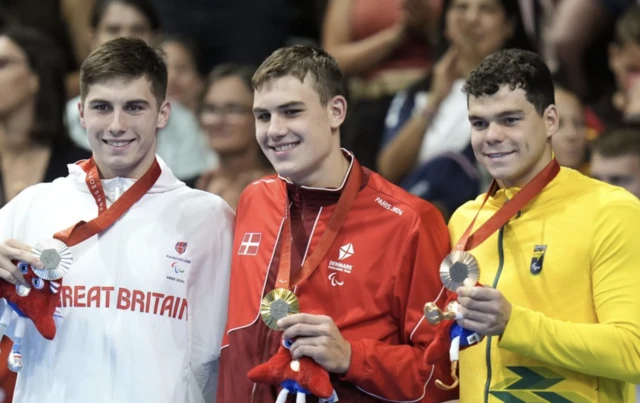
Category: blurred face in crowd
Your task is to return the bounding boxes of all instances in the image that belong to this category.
[80,76,169,179]
[0,36,38,118]
[92,2,155,48]
[469,85,558,188]
[551,88,587,169]
[253,74,346,186]
[200,75,255,156]
[609,41,640,93]
[591,152,640,198]
[446,0,514,60]
[163,40,203,110]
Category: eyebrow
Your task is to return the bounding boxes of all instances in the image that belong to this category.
[88,99,151,106]
[253,101,305,113]
[469,109,525,120]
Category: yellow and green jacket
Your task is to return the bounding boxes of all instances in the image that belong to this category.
[448,167,640,402]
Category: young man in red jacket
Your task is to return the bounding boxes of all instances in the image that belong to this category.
[216,45,457,403]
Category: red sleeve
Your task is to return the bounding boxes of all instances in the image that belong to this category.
[341,203,458,402]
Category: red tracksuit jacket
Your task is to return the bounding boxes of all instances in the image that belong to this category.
[217,155,457,402]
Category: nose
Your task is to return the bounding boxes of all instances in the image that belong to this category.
[484,122,505,145]
[463,6,480,25]
[266,115,288,138]
[108,110,126,136]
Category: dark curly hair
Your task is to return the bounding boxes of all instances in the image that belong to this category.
[463,49,555,116]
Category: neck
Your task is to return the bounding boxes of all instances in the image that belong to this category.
[0,101,37,153]
[497,149,553,190]
[96,152,157,180]
[218,148,264,177]
[291,148,350,189]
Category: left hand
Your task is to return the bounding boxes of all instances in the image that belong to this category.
[278,313,352,374]
[456,286,512,336]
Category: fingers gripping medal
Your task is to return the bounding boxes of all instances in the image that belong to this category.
[423,159,561,390]
[252,160,363,403]
[0,157,162,373]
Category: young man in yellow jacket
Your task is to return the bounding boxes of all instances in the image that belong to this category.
[427,49,640,402]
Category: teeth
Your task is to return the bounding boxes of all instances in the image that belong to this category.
[107,140,132,147]
[274,143,297,152]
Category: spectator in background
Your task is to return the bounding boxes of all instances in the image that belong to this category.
[591,126,640,198]
[323,0,441,170]
[377,0,532,217]
[0,25,91,402]
[162,36,204,114]
[64,0,216,180]
[551,0,634,103]
[552,85,589,173]
[0,26,90,205]
[591,5,640,131]
[190,64,272,210]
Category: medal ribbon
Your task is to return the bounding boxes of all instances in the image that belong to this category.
[454,159,560,252]
[53,158,161,247]
[275,160,362,289]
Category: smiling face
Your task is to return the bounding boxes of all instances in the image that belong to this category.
[79,76,169,179]
[446,0,513,60]
[200,75,255,156]
[252,74,346,187]
[469,85,558,188]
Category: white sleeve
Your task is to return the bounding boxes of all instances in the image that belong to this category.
[186,197,234,403]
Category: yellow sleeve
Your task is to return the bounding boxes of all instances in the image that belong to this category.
[498,196,640,384]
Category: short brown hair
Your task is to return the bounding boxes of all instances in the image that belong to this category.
[252,45,345,105]
[615,5,640,45]
[80,37,167,107]
[591,125,640,158]
[464,49,555,116]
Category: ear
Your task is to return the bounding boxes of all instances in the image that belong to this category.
[157,100,171,130]
[78,101,86,129]
[544,104,559,140]
[327,95,347,130]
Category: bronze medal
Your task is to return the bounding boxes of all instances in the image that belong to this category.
[439,250,480,292]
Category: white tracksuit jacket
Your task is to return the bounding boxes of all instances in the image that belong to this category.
[0,157,234,403]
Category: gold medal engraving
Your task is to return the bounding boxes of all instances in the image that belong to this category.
[260,288,300,330]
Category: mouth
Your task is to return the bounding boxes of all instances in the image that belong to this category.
[485,151,515,159]
[103,139,135,149]
[269,141,301,153]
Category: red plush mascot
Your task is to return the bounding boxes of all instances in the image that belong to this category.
[248,338,338,403]
[0,239,71,372]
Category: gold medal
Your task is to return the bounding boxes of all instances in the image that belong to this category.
[439,250,479,292]
[260,288,299,330]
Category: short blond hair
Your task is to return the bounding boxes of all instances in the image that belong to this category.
[252,45,346,105]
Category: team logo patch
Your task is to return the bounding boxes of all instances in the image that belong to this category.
[175,242,188,255]
[238,233,262,256]
[530,245,547,275]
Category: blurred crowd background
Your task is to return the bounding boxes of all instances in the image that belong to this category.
[0,0,640,401]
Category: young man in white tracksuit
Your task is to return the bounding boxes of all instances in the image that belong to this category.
[0,37,233,402]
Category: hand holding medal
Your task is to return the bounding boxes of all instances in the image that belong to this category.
[253,163,362,403]
[0,158,161,372]
[423,159,560,390]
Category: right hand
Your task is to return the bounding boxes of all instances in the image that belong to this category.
[428,47,461,107]
[0,239,42,286]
